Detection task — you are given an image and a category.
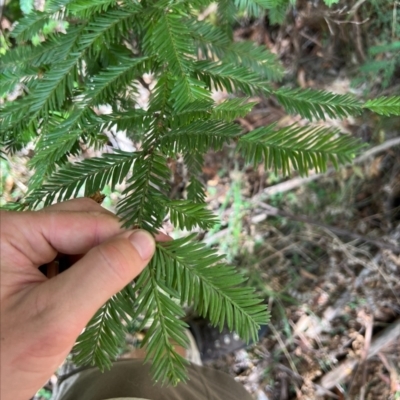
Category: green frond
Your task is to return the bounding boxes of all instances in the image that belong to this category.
[29,54,79,116]
[157,235,268,341]
[211,98,256,121]
[169,100,213,127]
[3,0,378,385]
[238,124,364,176]
[31,112,80,160]
[160,120,241,155]
[0,97,39,146]
[151,12,193,76]
[72,286,136,370]
[224,41,284,81]
[217,0,237,34]
[0,41,58,70]
[190,19,230,59]
[28,55,149,177]
[78,6,141,55]
[83,56,150,106]
[11,10,53,43]
[133,264,189,385]
[165,200,218,230]
[274,88,363,120]
[117,153,171,232]
[194,60,271,96]
[183,152,205,174]
[170,77,211,112]
[101,110,150,138]
[148,74,174,120]
[28,133,83,187]
[234,0,280,15]
[0,68,36,97]
[25,151,136,208]
[27,108,103,183]
[190,21,284,80]
[2,30,83,135]
[363,96,400,116]
[67,0,118,17]
[186,176,207,203]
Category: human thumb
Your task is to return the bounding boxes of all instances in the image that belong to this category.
[44,230,155,329]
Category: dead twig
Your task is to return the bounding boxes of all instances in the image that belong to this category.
[257,202,400,253]
[357,311,374,400]
[318,319,400,392]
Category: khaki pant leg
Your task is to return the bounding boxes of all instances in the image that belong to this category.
[53,360,254,400]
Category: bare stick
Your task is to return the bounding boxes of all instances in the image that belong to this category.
[257,203,399,253]
[318,319,400,392]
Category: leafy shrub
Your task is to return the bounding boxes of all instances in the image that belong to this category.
[1,0,400,385]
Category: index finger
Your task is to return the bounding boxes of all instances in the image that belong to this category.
[41,197,113,214]
[1,210,124,267]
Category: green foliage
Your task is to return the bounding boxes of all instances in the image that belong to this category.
[323,0,339,6]
[238,124,362,176]
[1,0,400,385]
[356,0,400,90]
[363,96,400,116]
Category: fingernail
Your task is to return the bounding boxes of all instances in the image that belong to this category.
[129,230,155,260]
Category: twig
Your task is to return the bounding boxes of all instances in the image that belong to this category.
[254,137,400,200]
[269,323,299,375]
[348,0,367,16]
[257,202,399,253]
[358,312,374,400]
[318,319,400,392]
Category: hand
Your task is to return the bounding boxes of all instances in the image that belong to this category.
[0,198,156,400]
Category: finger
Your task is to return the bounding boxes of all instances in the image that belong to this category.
[38,230,155,333]
[155,231,172,242]
[3,210,123,267]
[41,198,112,214]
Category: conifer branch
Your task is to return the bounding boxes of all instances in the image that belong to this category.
[274,88,363,120]
[363,96,400,116]
[72,286,136,370]
[25,152,136,208]
[194,60,272,95]
[157,236,267,341]
[238,124,364,175]
[117,153,171,232]
[160,120,241,154]
[2,0,383,386]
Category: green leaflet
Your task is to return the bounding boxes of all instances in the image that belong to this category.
[363,96,400,116]
[156,235,267,339]
[275,88,363,120]
[238,124,364,176]
[72,286,137,370]
[25,151,136,208]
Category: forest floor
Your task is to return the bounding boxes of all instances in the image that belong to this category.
[1,1,400,399]
[197,1,400,399]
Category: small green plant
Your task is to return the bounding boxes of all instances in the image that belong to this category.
[1,0,400,385]
[35,388,52,400]
[207,169,247,262]
[355,0,400,90]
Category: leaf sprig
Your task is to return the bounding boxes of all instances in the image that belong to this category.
[2,0,399,385]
